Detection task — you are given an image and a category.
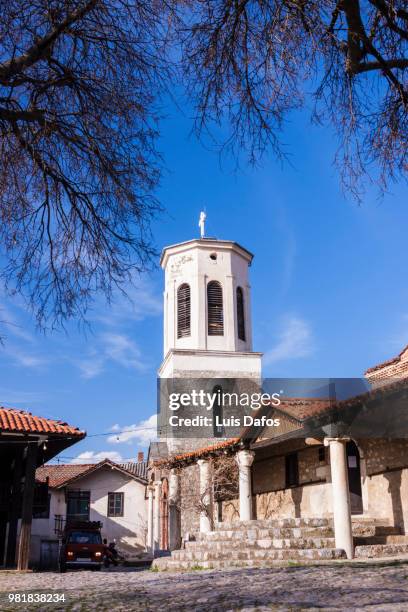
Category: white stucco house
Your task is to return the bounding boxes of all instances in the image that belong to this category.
[31,458,148,568]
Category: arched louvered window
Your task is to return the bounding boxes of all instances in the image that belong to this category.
[177,283,191,338]
[236,287,246,341]
[207,281,224,336]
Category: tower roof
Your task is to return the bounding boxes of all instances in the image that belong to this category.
[160,238,254,268]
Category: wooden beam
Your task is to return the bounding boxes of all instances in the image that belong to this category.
[305,438,323,446]
[17,442,38,571]
[5,450,24,567]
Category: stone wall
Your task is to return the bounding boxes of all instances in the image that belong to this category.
[359,439,408,476]
[365,346,408,384]
[256,482,332,519]
[221,443,330,523]
[179,463,200,537]
[180,437,408,534]
[358,439,408,531]
[364,469,408,531]
[253,444,327,495]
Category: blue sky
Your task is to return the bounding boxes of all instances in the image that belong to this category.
[1,98,407,464]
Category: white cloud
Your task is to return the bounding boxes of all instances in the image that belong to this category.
[70,450,124,464]
[93,279,162,326]
[76,356,105,379]
[0,295,48,368]
[102,332,144,369]
[12,348,46,368]
[0,304,34,343]
[0,343,47,369]
[0,388,46,406]
[108,414,157,446]
[76,333,146,379]
[263,316,314,365]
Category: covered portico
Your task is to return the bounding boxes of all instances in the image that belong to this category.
[153,433,355,559]
[151,381,408,562]
[0,407,85,569]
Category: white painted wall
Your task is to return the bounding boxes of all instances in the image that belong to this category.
[75,468,147,553]
[30,466,147,566]
[162,239,254,356]
[159,349,262,379]
[29,489,65,566]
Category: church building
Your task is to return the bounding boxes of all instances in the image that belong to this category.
[147,225,408,569]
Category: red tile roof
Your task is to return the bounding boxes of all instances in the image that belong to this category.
[36,459,148,488]
[153,438,240,467]
[0,407,85,437]
[36,463,94,488]
[365,344,408,374]
[277,398,333,420]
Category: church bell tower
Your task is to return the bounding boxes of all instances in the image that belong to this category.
[158,223,262,380]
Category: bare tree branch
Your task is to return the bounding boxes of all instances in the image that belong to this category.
[0,0,172,327]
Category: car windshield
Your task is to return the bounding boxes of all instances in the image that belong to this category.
[67,531,102,544]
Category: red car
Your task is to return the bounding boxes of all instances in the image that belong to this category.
[59,521,104,572]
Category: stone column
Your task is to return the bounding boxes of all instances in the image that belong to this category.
[235,449,255,521]
[325,437,354,559]
[168,469,181,551]
[146,486,154,553]
[197,459,214,533]
[153,480,162,552]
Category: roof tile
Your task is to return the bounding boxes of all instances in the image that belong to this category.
[36,460,148,488]
[0,407,85,437]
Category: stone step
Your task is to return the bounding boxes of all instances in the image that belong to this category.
[185,537,336,551]
[171,547,346,563]
[351,517,392,524]
[354,534,408,546]
[351,524,401,538]
[355,543,408,558]
[196,525,335,541]
[215,518,331,530]
[154,546,346,570]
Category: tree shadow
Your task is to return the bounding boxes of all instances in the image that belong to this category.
[290,487,303,518]
[384,471,405,534]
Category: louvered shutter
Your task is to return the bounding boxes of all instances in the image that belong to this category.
[207,281,224,336]
[177,283,191,338]
[236,287,246,341]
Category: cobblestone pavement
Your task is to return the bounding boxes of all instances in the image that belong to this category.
[1,560,408,611]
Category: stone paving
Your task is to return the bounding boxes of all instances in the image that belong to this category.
[1,560,408,611]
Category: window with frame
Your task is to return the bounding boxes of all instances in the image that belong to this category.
[108,492,124,517]
[207,281,224,336]
[66,490,90,522]
[236,287,246,341]
[177,283,191,338]
[285,453,299,488]
[33,490,51,519]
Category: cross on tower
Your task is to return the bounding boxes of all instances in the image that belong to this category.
[198,211,206,238]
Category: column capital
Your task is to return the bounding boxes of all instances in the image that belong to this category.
[235,449,255,468]
[324,437,350,447]
[197,458,210,468]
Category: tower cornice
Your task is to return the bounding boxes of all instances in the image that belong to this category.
[160,238,253,269]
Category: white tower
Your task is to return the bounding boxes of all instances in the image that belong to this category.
[158,236,262,379]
